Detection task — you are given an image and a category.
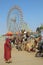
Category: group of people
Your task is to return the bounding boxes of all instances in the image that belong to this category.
[4,31,32,63]
[4,30,43,63]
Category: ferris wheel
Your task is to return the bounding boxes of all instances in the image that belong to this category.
[7,5,29,33]
[7,5,23,32]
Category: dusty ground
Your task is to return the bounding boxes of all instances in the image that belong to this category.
[0,37,43,65]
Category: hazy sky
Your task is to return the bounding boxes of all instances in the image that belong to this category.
[0,0,43,35]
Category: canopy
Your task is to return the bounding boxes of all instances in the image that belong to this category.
[3,32,14,36]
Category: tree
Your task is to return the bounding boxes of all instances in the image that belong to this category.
[40,24,43,30]
[36,27,41,33]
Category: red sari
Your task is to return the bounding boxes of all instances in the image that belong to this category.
[4,38,11,61]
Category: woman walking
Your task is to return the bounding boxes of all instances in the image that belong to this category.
[4,38,12,63]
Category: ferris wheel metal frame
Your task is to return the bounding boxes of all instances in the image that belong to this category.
[7,5,29,33]
[7,6,24,32]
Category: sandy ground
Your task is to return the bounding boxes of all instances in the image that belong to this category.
[0,37,43,65]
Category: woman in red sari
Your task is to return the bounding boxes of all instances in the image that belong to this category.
[4,38,12,63]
